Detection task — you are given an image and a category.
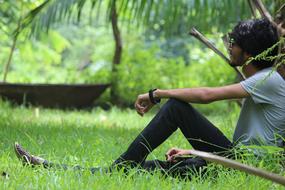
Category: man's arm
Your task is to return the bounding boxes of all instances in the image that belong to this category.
[135,83,249,116]
[154,83,249,104]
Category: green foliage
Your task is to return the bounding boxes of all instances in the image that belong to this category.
[2,29,72,83]
[115,35,236,111]
[20,0,255,37]
[56,24,114,84]
[3,26,237,114]
[0,0,44,34]
[116,44,186,104]
[245,37,285,69]
[42,30,71,53]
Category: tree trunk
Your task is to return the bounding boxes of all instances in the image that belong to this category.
[3,3,23,83]
[2,4,23,83]
[2,34,18,82]
[110,0,123,105]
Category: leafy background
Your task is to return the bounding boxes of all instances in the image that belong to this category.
[0,0,283,110]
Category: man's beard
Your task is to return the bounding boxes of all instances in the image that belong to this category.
[229,55,246,68]
[229,62,237,68]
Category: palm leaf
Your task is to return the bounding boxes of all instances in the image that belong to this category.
[18,0,283,36]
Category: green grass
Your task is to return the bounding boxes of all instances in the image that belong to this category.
[0,100,284,190]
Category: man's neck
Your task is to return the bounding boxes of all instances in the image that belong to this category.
[242,64,260,78]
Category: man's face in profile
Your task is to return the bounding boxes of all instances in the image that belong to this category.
[229,40,250,67]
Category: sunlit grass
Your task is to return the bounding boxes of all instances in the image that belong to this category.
[0,100,284,189]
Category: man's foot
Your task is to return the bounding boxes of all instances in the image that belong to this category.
[14,142,46,166]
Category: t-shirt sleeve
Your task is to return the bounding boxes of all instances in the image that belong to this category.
[240,72,275,104]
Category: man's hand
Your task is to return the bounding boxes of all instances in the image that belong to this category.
[134,93,154,116]
[165,148,192,162]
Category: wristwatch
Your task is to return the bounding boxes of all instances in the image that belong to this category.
[148,89,161,104]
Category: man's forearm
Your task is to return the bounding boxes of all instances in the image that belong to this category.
[152,84,248,104]
[154,88,213,104]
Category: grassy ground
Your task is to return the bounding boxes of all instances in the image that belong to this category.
[0,100,284,189]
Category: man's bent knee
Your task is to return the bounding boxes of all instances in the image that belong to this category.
[164,98,193,110]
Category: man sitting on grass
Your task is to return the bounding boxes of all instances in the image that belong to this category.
[15,18,285,178]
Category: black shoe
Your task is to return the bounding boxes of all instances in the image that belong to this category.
[14,142,46,166]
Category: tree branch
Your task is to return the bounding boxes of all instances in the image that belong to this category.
[2,34,18,83]
[251,0,285,37]
[251,0,274,22]
[275,3,285,37]
[189,28,245,80]
[2,2,23,83]
[189,149,285,186]
[247,0,257,18]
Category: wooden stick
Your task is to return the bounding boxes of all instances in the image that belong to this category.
[3,34,18,82]
[275,4,285,37]
[249,2,285,79]
[189,28,245,80]
[251,0,273,22]
[251,0,285,37]
[247,0,257,18]
[221,34,229,52]
[189,28,230,63]
[189,149,285,186]
[2,2,24,83]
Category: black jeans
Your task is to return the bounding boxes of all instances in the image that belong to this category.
[113,98,233,177]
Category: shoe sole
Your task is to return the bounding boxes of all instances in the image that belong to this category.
[14,142,31,164]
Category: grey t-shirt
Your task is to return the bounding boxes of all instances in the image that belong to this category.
[233,67,285,147]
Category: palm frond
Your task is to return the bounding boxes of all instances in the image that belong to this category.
[117,0,252,34]
[18,0,104,36]
[14,0,51,36]
[20,0,283,36]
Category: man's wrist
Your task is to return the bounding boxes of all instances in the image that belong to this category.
[153,89,160,99]
[149,89,161,104]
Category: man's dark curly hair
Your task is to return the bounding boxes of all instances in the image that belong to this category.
[229,18,279,69]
